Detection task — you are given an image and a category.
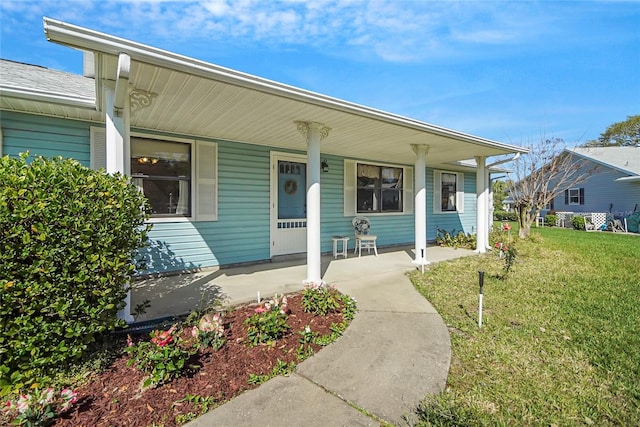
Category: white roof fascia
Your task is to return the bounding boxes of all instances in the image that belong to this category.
[0,85,96,109]
[43,17,527,156]
[615,176,640,182]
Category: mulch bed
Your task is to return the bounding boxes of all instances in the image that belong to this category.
[49,293,346,427]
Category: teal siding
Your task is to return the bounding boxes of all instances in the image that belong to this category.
[145,150,485,273]
[461,173,479,233]
[425,169,476,239]
[140,140,272,273]
[1,111,91,166]
[319,160,480,252]
[1,114,482,273]
[319,156,415,254]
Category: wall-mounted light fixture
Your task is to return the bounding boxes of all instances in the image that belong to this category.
[321,159,329,173]
[137,157,159,165]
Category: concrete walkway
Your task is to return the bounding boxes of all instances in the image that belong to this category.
[143,246,475,426]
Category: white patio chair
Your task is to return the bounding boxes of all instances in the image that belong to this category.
[584,215,597,232]
[352,216,378,257]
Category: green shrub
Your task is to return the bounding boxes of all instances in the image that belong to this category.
[545,214,557,226]
[301,284,341,316]
[494,210,518,221]
[125,326,198,389]
[245,294,290,347]
[0,153,150,393]
[571,215,586,230]
[436,228,476,250]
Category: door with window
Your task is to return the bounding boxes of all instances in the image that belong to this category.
[271,153,307,257]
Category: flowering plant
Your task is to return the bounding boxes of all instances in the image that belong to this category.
[125,325,198,389]
[3,387,77,426]
[151,328,174,347]
[494,242,509,257]
[245,294,290,347]
[191,313,226,350]
[494,241,518,272]
[302,283,341,315]
[296,325,316,361]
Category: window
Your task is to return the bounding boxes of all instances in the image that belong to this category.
[433,170,464,214]
[356,163,403,213]
[565,188,584,205]
[343,160,413,216]
[440,173,457,211]
[127,137,218,221]
[90,129,217,221]
[131,138,191,217]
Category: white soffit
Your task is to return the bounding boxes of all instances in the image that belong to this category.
[43,17,528,167]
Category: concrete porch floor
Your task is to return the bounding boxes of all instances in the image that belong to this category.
[131,245,474,322]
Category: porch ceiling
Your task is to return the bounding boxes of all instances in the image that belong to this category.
[120,60,521,168]
[45,17,528,168]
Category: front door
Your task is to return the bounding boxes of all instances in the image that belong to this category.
[270,153,307,257]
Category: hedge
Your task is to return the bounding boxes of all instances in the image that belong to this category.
[494,210,518,222]
[0,153,151,393]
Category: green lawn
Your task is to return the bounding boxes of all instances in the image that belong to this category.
[411,226,640,426]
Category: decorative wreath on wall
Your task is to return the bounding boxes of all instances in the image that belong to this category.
[284,180,298,195]
[352,217,371,235]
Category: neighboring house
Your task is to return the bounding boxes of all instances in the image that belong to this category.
[0,18,527,318]
[501,196,515,212]
[550,147,640,217]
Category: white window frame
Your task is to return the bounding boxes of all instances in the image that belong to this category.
[433,170,465,214]
[568,188,580,205]
[131,137,193,221]
[90,128,218,223]
[344,159,413,217]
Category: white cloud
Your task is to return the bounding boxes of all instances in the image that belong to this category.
[0,0,624,66]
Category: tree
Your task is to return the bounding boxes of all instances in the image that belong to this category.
[506,138,596,239]
[583,115,640,147]
[492,179,510,212]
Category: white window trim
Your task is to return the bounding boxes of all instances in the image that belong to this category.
[433,170,465,214]
[343,159,413,216]
[568,187,580,205]
[91,128,218,223]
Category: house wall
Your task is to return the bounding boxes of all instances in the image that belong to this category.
[1,111,479,275]
[552,158,640,215]
[0,111,91,165]
[428,172,477,236]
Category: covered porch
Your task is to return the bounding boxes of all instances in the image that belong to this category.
[131,244,474,322]
[38,18,527,321]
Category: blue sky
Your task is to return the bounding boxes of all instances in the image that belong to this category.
[1,0,639,146]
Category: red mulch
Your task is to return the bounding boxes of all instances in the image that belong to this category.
[49,293,346,427]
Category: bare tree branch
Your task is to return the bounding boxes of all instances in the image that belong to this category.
[506,138,598,238]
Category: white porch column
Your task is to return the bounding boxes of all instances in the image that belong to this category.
[105,54,134,322]
[296,121,331,285]
[475,156,488,254]
[485,168,492,249]
[412,144,430,267]
[104,53,131,175]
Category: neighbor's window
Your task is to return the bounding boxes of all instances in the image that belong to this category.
[131,138,191,217]
[566,188,584,206]
[356,163,403,213]
[441,172,457,212]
